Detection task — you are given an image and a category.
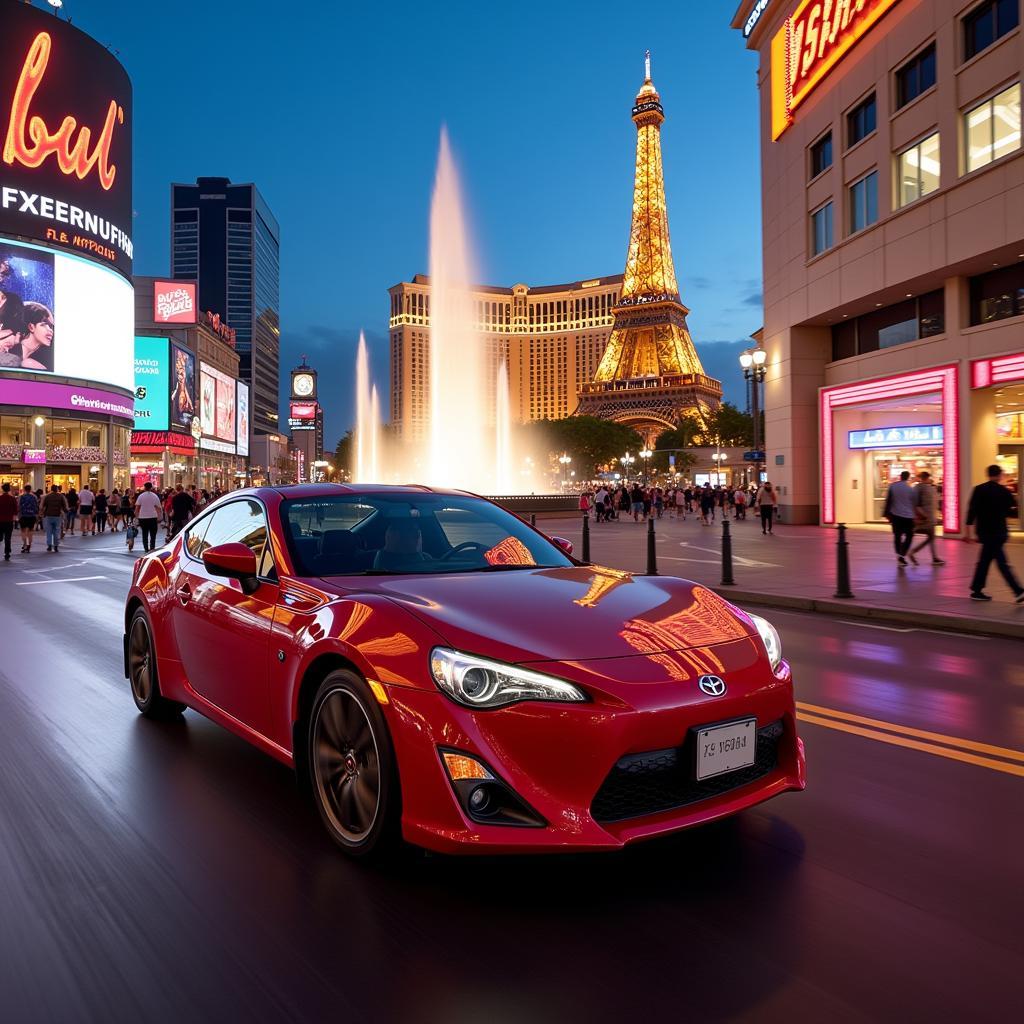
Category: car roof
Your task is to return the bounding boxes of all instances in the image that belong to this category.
[269,483,476,500]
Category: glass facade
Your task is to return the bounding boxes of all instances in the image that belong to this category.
[811,202,834,255]
[849,171,879,233]
[965,83,1021,172]
[896,44,936,109]
[831,291,945,361]
[897,132,941,207]
[963,0,1020,61]
[810,133,832,178]
[969,260,1024,324]
[847,94,877,147]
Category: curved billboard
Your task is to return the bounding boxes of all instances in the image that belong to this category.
[0,3,132,278]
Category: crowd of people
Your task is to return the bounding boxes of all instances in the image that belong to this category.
[579,481,781,534]
[0,481,230,560]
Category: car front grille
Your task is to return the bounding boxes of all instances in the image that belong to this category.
[591,719,784,824]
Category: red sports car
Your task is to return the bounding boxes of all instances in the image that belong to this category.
[124,485,805,857]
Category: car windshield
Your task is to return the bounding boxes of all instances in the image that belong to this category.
[280,493,573,577]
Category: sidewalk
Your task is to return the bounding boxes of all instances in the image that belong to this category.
[540,512,1024,639]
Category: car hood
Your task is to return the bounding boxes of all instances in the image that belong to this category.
[327,566,755,664]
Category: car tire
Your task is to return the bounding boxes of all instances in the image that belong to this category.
[307,670,401,859]
[127,607,185,719]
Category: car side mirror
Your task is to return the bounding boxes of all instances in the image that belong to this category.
[550,536,574,556]
[203,542,259,593]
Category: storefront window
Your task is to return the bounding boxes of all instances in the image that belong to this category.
[970,260,1024,324]
[831,290,945,361]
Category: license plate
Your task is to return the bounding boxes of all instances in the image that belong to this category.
[696,718,757,781]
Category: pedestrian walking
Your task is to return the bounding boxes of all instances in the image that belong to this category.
[94,488,109,533]
[965,464,1024,603]
[65,485,78,534]
[756,481,778,534]
[674,487,686,521]
[883,470,916,567]
[135,482,162,553]
[40,484,67,552]
[0,482,17,561]
[630,483,645,522]
[734,487,747,520]
[18,484,38,553]
[78,483,95,535]
[108,489,122,532]
[593,485,608,523]
[169,483,196,538]
[699,485,714,526]
[908,471,944,566]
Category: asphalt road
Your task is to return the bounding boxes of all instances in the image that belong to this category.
[0,531,1020,1023]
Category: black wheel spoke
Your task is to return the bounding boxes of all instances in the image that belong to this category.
[352,775,378,828]
[319,696,345,748]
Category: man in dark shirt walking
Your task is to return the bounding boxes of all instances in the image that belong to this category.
[0,482,17,561]
[169,484,195,539]
[965,464,1023,603]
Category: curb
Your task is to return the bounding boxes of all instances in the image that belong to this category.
[713,586,1024,640]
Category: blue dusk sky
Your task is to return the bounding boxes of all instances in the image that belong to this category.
[51,0,763,444]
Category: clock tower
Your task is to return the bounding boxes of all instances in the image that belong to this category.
[288,357,324,480]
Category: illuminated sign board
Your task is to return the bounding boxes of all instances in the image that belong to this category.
[133,336,169,430]
[0,4,132,277]
[200,436,236,455]
[236,380,249,457]
[971,350,1024,388]
[744,0,773,37]
[0,377,132,420]
[153,281,196,324]
[289,401,317,420]
[199,361,236,443]
[22,448,45,464]
[848,424,943,449]
[771,0,902,140]
[131,430,195,451]
[0,234,133,391]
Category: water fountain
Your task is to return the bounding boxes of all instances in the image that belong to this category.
[353,332,381,482]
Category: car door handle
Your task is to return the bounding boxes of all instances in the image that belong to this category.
[177,582,192,605]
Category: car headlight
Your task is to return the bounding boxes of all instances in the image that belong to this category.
[429,648,588,710]
[749,613,783,671]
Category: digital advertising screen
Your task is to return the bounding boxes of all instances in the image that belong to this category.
[0,234,133,391]
[0,3,133,279]
[236,381,249,457]
[199,362,236,444]
[133,336,169,430]
[169,343,196,431]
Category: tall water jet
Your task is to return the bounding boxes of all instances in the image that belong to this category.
[427,128,490,491]
[354,331,373,482]
[494,359,512,494]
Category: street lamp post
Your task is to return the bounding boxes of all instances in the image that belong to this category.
[639,448,653,486]
[558,453,572,490]
[621,452,636,482]
[739,345,767,487]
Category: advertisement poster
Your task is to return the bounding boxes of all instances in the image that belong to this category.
[170,343,196,429]
[133,336,169,430]
[154,281,196,324]
[0,235,132,390]
[199,362,236,443]
[236,381,249,457]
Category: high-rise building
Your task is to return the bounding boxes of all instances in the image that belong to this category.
[171,177,281,437]
[732,0,1024,532]
[576,53,722,442]
[388,275,623,441]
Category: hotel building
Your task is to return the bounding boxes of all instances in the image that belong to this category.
[732,0,1024,532]
[387,275,623,440]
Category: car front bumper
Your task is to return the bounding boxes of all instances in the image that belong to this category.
[381,640,806,854]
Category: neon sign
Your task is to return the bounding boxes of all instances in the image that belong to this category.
[848,425,943,449]
[744,0,773,38]
[3,33,122,190]
[771,0,903,140]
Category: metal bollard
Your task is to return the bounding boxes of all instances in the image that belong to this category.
[646,515,658,575]
[834,522,855,599]
[581,512,591,562]
[530,513,536,528]
[721,518,736,585]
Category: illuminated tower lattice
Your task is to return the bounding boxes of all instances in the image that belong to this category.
[576,53,722,444]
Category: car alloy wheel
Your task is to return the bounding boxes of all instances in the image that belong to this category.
[127,608,184,719]
[308,671,399,858]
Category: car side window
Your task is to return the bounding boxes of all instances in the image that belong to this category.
[184,515,212,560]
[201,500,275,579]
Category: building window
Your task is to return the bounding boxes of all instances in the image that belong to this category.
[810,133,833,178]
[896,43,936,108]
[963,0,1020,62]
[896,132,940,207]
[847,94,877,147]
[964,83,1021,172]
[970,260,1024,324]
[811,202,834,256]
[830,290,945,361]
[849,171,879,233]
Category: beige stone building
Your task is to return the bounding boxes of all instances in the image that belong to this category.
[387,274,623,441]
[733,0,1024,533]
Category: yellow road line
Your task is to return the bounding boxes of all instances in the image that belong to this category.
[796,712,1024,778]
[796,700,1024,764]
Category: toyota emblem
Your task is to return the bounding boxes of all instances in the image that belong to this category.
[698,675,727,697]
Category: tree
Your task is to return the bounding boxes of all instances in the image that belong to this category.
[703,402,755,447]
[333,430,354,478]
[527,416,644,477]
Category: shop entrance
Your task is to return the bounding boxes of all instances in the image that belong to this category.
[868,449,944,522]
[995,384,1023,531]
[45,471,80,493]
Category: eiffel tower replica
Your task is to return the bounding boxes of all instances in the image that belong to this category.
[577,53,722,445]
